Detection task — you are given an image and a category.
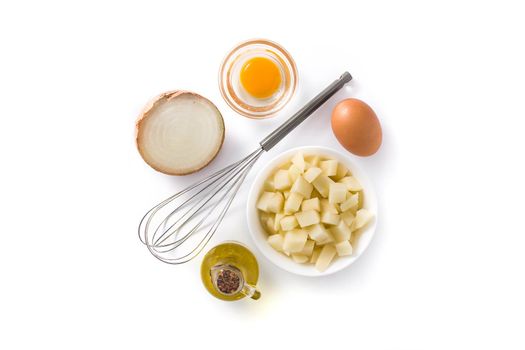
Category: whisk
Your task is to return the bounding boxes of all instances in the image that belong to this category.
[139,72,353,264]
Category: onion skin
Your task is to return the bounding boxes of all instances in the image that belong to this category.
[136,91,225,175]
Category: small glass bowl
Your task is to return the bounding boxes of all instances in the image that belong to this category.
[219,39,298,119]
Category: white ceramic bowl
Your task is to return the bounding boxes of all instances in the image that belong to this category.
[246,146,378,276]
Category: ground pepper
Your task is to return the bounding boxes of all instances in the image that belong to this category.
[215,268,241,294]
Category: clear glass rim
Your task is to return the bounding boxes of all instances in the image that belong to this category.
[218,38,298,119]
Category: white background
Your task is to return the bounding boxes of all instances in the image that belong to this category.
[1,1,524,349]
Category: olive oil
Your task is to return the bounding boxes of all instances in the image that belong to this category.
[201,242,260,301]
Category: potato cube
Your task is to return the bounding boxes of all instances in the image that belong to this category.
[259,212,269,223]
[267,234,284,252]
[274,169,291,190]
[321,211,340,225]
[278,161,291,170]
[283,229,308,253]
[311,188,322,198]
[291,152,306,173]
[267,192,284,213]
[310,247,322,263]
[330,220,352,242]
[340,192,359,212]
[320,159,338,177]
[306,155,320,166]
[307,224,334,244]
[357,191,364,209]
[301,197,321,212]
[315,244,337,272]
[339,176,363,192]
[320,199,338,214]
[341,211,355,227]
[291,254,309,263]
[329,183,347,204]
[273,213,285,232]
[335,241,353,256]
[291,176,313,199]
[355,209,374,229]
[301,239,315,257]
[280,215,298,231]
[295,210,320,228]
[312,175,334,198]
[288,164,302,183]
[264,180,275,191]
[265,216,277,234]
[333,162,349,181]
[257,191,275,212]
[284,192,303,214]
[303,167,322,183]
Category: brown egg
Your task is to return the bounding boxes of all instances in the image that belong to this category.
[331,98,382,156]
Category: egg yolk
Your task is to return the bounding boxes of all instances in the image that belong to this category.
[239,57,281,99]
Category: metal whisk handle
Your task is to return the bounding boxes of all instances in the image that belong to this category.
[259,71,352,151]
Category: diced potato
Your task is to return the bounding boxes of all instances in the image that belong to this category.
[357,191,364,209]
[283,229,308,253]
[259,212,269,226]
[330,220,352,242]
[306,155,320,166]
[264,180,275,191]
[265,216,277,234]
[307,224,334,244]
[335,241,353,256]
[260,152,372,270]
[329,183,347,204]
[321,211,340,225]
[320,159,338,177]
[295,210,320,228]
[339,176,363,192]
[280,215,298,231]
[320,198,338,214]
[288,164,303,183]
[301,197,321,212]
[355,209,374,229]
[274,169,291,190]
[291,176,313,199]
[273,213,285,232]
[311,188,322,198]
[291,254,309,263]
[278,161,291,170]
[301,239,315,257]
[267,234,284,252]
[312,175,334,198]
[267,192,284,213]
[303,167,322,183]
[284,192,303,214]
[315,244,337,272]
[257,191,275,212]
[341,211,355,227]
[340,192,359,212]
[291,152,305,173]
[310,247,322,263]
[333,162,349,181]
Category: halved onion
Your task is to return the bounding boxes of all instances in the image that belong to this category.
[136,91,225,175]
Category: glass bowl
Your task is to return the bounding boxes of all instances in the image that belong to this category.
[219,39,298,119]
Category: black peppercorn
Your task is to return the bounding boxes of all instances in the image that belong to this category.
[215,268,241,294]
